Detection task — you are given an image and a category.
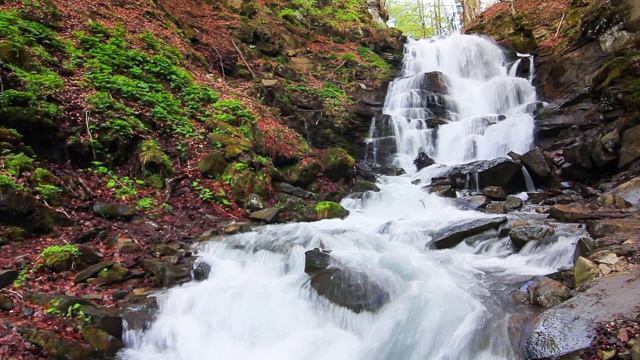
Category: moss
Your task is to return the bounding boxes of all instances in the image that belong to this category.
[321,147,355,182]
[41,245,80,272]
[29,168,54,186]
[139,139,173,189]
[315,201,348,219]
[3,152,35,176]
[98,265,129,284]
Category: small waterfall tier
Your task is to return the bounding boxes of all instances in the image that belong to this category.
[366,34,537,172]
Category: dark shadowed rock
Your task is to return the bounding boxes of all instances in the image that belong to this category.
[0,269,18,289]
[199,151,227,178]
[304,249,333,275]
[309,267,389,313]
[415,71,449,94]
[509,226,555,249]
[454,195,490,210]
[482,186,507,200]
[74,261,115,284]
[443,157,524,192]
[193,261,211,281]
[424,184,456,198]
[19,328,95,360]
[81,327,123,356]
[77,304,124,340]
[0,189,54,235]
[0,294,14,311]
[522,272,640,359]
[431,217,507,249]
[274,182,314,199]
[619,125,640,168]
[414,151,435,170]
[521,147,552,177]
[485,202,506,214]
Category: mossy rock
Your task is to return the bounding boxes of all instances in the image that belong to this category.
[20,328,95,360]
[321,147,355,182]
[81,327,123,356]
[282,160,321,187]
[0,107,66,163]
[0,41,36,71]
[29,168,55,186]
[41,245,81,272]
[139,140,174,179]
[0,226,26,245]
[199,151,227,178]
[0,188,55,235]
[250,169,272,197]
[315,201,349,220]
[224,164,255,203]
[98,264,129,284]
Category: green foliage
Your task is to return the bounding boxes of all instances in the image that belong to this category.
[12,267,31,288]
[35,184,62,201]
[106,175,141,198]
[191,181,215,202]
[386,0,458,39]
[357,46,390,71]
[3,152,34,176]
[0,173,21,189]
[136,196,156,210]
[340,53,357,63]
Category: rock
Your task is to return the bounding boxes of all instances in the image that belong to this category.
[592,251,619,265]
[304,249,332,275]
[431,217,507,249]
[504,195,523,211]
[74,244,102,265]
[619,125,640,168]
[455,195,490,210]
[0,188,54,235]
[315,201,349,220]
[587,218,640,238]
[527,276,572,309]
[290,57,320,71]
[93,202,135,219]
[351,179,379,193]
[574,256,599,287]
[141,259,191,287]
[246,193,265,211]
[443,157,524,192]
[0,294,14,311]
[414,71,448,93]
[274,182,314,199]
[117,238,139,253]
[309,267,389,313]
[23,291,90,312]
[482,186,507,200]
[521,147,552,177]
[81,327,123,356]
[155,243,180,256]
[193,261,211,281]
[522,272,640,359]
[509,226,555,249]
[19,328,95,360]
[595,193,633,208]
[198,151,227,178]
[485,203,506,214]
[75,304,124,340]
[71,227,107,244]
[425,184,456,198]
[249,207,281,223]
[550,203,620,222]
[274,64,298,80]
[414,151,435,170]
[322,148,355,182]
[0,269,18,289]
[573,237,597,262]
[74,261,115,284]
[632,338,640,360]
[610,176,640,206]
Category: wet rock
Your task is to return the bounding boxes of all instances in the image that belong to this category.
[315,201,349,220]
[322,147,355,182]
[414,151,435,171]
[193,261,211,281]
[19,328,95,360]
[74,261,115,284]
[81,327,123,356]
[443,157,524,192]
[117,296,158,332]
[522,272,640,359]
[156,243,180,256]
[574,256,599,287]
[309,267,389,313]
[0,269,18,289]
[141,259,191,287]
[619,125,640,168]
[249,207,281,223]
[0,188,54,235]
[528,276,572,309]
[521,147,552,177]
[350,178,379,193]
[485,202,506,214]
[77,304,124,340]
[455,195,490,210]
[573,237,597,262]
[425,184,456,198]
[550,203,618,222]
[509,226,555,250]
[246,193,265,211]
[415,71,448,93]
[93,202,135,219]
[304,249,333,275]
[504,195,523,211]
[0,294,14,311]
[431,217,507,249]
[274,182,314,199]
[482,186,507,200]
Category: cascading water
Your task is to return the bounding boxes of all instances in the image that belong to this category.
[121,35,580,360]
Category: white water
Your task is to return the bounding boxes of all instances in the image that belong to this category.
[121,35,578,360]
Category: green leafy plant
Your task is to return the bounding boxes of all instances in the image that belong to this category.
[3,153,35,176]
[35,184,62,201]
[12,267,32,288]
[137,196,156,210]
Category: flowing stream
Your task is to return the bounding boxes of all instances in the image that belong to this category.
[121,34,578,360]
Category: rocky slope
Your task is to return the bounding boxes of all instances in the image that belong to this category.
[0,0,403,357]
[465,0,640,358]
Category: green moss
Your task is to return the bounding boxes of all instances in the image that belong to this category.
[315,201,348,219]
[4,152,35,176]
[41,245,80,271]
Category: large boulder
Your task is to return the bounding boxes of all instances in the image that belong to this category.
[0,269,18,289]
[309,268,389,313]
[527,276,572,309]
[520,147,552,178]
[140,259,191,288]
[198,151,227,178]
[0,189,54,235]
[414,151,435,171]
[619,125,640,168]
[610,176,640,206]
[443,158,525,193]
[522,272,640,359]
[430,217,507,249]
[509,226,555,249]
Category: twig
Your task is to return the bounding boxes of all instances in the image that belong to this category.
[212,47,225,79]
[554,13,566,39]
[325,60,347,82]
[84,110,97,159]
[231,40,255,79]
[76,176,96,197]
[43,200,72,219]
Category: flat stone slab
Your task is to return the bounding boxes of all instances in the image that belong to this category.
[431,217,507,249]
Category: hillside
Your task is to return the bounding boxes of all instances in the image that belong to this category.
[0,0,403,357]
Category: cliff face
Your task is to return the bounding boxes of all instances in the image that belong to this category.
[0,0,403,357]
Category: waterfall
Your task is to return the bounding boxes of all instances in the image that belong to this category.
[121,35,580,360]
[368,34,536,171]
